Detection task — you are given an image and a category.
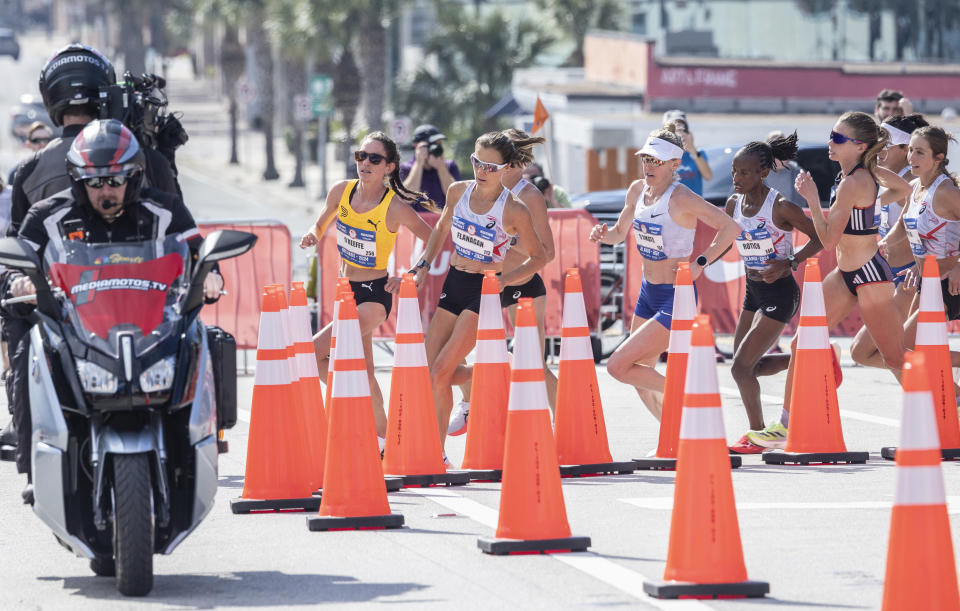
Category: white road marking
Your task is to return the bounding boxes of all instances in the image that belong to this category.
[621,497,960,513]
[717,386,900,428]
[408,487,712,610]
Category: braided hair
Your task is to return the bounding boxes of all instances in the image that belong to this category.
[737,130,799,171]
[363,131,439,212]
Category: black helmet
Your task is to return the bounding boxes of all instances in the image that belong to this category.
[39,44,116,127]
[67,119,145,210]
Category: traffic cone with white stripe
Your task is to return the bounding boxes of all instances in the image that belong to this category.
[307,293,404,531]
[478,298,591,555]
[882,351,960,610]
[231,287,321,513]
[461,270,510,482]
[383,274,471,487]
[763,258,868,465]
[554,268,635,476]
[289,282,328,488]
[882,255,960,461]
[324,278,352,412]
[644,314,768,599]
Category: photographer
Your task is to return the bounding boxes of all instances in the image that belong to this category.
[522,162,570,208]
[400,124,460,210]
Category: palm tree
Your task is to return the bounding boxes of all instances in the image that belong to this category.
[246,2,280,180]
[536,0,621,66]
[221,25,245,164]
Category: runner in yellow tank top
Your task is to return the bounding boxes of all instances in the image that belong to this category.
[300,132,437,444]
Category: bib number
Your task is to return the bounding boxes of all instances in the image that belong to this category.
[336,219,378,268]
[903,217,926,256]
[633,219,666,261]
[736,228,776,269]
[452,216,496,262]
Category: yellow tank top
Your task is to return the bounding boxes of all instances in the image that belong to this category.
[335,180,398,269]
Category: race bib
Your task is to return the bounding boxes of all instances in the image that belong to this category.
[878,204,891,238]
[336,219,378,268]
[633,219,666,261]
[903,217,926,256]
[736,227,776,269]
[452,216,496,262]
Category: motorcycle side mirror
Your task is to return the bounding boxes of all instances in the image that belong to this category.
[196,230,258,266]
[0,237,40,272]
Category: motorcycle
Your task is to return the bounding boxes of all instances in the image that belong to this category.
[0,229,257,596]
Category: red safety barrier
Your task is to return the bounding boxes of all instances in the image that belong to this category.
[198,220,292,349]
[315,210,600,339]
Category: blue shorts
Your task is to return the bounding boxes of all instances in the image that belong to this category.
[633,279,697,330]
[891,261,915,288]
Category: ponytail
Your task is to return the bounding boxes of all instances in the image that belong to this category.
[738,130,798,171]
[363,131,439,213]
[839,111,885,180]
[502,128,545,167]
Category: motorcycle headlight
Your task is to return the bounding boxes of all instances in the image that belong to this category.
[140,356,176,393]
[76,359,118,394]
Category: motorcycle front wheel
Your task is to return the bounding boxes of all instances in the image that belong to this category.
[112,453,154,596]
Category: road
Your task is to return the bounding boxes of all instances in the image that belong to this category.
[0,31,959,611]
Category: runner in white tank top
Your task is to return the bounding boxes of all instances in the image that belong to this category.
[589,128,739,423]
[901,174,960,259]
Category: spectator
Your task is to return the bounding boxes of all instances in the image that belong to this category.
[763,129,802,200]
[522,162,570,208]
[665,115,713,196]
[8,122,54,185]
[875,89,911,123]
[400,124,460,210]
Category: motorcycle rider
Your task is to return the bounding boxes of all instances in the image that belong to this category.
[1,119,223,503]
[0,44,182,472]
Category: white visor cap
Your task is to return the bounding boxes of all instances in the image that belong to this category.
[880,122,912,147]
[636,136,684,161]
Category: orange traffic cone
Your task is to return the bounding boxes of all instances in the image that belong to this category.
[644,314,768,599]
[324,278,352,412]
[882,352,960,610]
[763,258,868,465]
[554,268,635,476]
[383,274,471,487]
[478,298,590,555]
[461,270,511,482]
[289,282,328,489]
[231,287,321,513]
[883,255,960,461]
[307,293,404,531]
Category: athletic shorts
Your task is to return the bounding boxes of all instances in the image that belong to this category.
[891,261,915,288]
[500,273,547,308]
[437,267,485,316]
[941,278,960,321]
[742,275,800,324]
[840,251,894,296]
[634,279,697,330]
[349,276,393,317]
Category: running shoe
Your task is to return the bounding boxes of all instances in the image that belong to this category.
[830,342,843,388]
[442,452,454,469]
[745,420,788,449]
[447,401,470,436]
[728,433,766,454]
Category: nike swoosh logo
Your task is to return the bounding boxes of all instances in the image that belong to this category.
[650,213,664,218]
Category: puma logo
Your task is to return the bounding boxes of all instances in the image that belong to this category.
[367,219,380,231]
[339,206,348,218]
[361,282,374,292]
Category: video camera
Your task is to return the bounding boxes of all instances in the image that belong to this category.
[98,71,188,156]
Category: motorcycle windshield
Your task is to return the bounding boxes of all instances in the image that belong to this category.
[46,236,189,353]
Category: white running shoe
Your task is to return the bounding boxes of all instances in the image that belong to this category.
[377,436,385,459]
[442,452,454,468]
[447,401,470,436]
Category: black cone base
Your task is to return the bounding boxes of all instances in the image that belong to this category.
[478,535,591,555]
[391,470,472,488]
[464,469,503,482]
[643,579,769,599]
[559,461,637,477]
[634,456,741,470]
[762,449,869,465]
[307,513,405,531]
[881,446,960,461]
[313,476,404,498]
[230,496,322,514]
[0,444,15,462]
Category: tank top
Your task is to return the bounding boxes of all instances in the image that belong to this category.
[877,166,911,238]
[632,182,695,261]
[732,189,792,269]
[335,180,397,269]
[508,177,530,197]
[833,163,879,235]
[901,174,960,258]
[451,182,513,263]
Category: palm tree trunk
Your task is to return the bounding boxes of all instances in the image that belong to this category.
[248,7,279,180]
[229,97,239,165]
[353,3,386,132]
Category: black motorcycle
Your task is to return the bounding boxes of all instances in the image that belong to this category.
[0,229,256,596]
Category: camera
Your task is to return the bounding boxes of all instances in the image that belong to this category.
[99,71,188,154]
[531,175,551,193]
[428,142,444,157]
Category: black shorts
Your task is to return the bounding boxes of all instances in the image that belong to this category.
[437,267,485,316]
[742,275,800,324]
[840,251,894,295]
[500,273,547,308]
[349,276,393,317]
[941,278,960,321]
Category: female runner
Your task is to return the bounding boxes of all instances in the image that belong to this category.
[591,127,739,422]
[299,132,436,446]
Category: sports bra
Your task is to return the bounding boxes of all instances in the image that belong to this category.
[450,182,513,263]
[632,181,695,261]
[732,188,792,269]
[833,163,879,236]
[901,174,960,259]
[335,180,397,269]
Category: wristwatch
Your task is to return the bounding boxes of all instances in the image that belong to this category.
[695,255,708,267]
[408,259,430,275]
[787,254,799,271]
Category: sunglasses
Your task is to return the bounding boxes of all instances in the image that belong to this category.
[29,137,51,145]
[470,154,508,173]
[354,151,386,164]
[83,175,130,189]
[829,131,864,145]
[639,154,667,167]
